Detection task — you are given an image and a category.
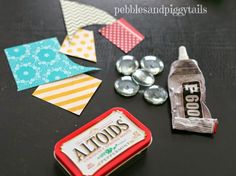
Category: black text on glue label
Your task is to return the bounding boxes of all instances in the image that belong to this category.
[182,81,202,118]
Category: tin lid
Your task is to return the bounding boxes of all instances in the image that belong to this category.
[54,107,152,176]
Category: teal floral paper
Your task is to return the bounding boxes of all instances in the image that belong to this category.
[4,37,99,91]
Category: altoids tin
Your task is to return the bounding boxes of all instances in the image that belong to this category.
[54,107,152,176]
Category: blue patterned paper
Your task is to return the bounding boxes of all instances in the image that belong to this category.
[4,37,99,91]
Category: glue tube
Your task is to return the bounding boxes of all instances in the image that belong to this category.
[168,46,218,134]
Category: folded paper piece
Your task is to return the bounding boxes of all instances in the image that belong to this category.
[99,18,145,53]
[60,0,116,39]
[4,38,99,91]
[60,29,97,62]
[33,74,102,115]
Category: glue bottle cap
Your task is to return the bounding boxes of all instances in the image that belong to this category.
[178,46,189,60]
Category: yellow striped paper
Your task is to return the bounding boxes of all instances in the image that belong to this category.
[32,74,102,115]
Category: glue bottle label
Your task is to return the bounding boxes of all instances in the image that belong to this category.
[183,81,202,119]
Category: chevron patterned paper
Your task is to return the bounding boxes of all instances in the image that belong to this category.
[33,74,102,115]
[60,0,116,39]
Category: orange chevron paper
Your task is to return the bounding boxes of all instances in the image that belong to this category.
[60,29,97,62]
[32,74,102,115]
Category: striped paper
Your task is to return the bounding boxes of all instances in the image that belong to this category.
[33,74,102,115]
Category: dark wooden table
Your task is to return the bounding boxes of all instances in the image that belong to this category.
[0,0,236,175]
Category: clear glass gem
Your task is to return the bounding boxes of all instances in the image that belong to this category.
[144,85,168,105]
[140,55,164,75]
[132,69,155,86]
[114,76,140,97]
[116,55,139,75]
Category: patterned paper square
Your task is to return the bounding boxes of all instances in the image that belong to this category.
[4,38,99,91]
[99,18,145,53]
[60,29,97,62]
[60,0,116,39]
[33,74,102,115]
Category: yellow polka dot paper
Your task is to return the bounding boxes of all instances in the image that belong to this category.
[60,29,97,62]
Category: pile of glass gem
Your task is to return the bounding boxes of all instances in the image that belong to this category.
[114,55,168,105]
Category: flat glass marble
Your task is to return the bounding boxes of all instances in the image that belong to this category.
[144,85,168,105]
[140,55,164,75]
[132,69,155,87]
[114,76,140,97]
[116,55,139,75]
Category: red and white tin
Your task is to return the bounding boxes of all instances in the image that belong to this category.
[54,107,152,176]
